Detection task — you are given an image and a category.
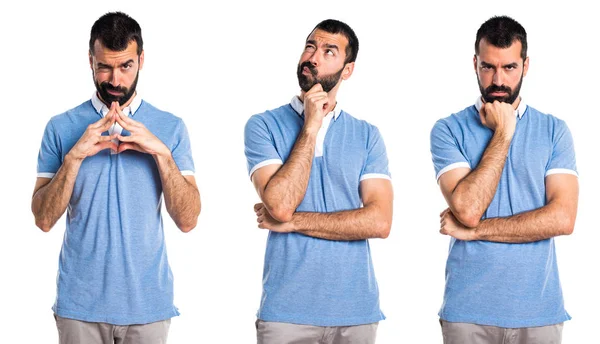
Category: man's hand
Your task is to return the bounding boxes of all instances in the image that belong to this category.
[303,83,329,132]
[255,203,294,233]
[479,100,517,138]
[440,208,476,241]
[114,103,170,156]
[67,102,119,161]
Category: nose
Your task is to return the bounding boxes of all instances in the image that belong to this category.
[492,69,505,86]
[109,69,121,87]
[308,51,319,67]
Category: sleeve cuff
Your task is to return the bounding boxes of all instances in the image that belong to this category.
[436,162,470,181]
[249,159,283,178]
[545,168,578,177]
[37,172,56,178]
[359,173,391,181]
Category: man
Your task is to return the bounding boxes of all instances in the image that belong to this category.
[430,16,577,343]
[32,12,200,344]
[244,19,393,344]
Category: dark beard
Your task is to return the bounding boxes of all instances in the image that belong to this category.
[95,71,139,106]
[478,72,523,104]
[297,61,344,92]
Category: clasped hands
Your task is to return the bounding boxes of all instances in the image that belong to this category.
[68,101,170,161]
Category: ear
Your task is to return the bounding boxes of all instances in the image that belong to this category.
[523,56,529,77]
[341,62,355,80]
[473,55,478,73]
[138,50,145,70]
[89,51,94,70]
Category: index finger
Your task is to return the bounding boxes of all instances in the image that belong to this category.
[91,111,116,130]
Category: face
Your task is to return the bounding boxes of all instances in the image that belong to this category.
[89,40,144,106]
[474,38,529,105]
[297,29,354,93]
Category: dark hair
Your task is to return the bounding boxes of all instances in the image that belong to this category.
[89,12,143,56]
[475,16,527,60]
[308,19,359,64]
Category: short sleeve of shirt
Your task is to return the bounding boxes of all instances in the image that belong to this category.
[172,119,195,176]
[37,120,62,178]
[359,126,391,181]
[546,119,577,177]
[244,115,283,177]
[430,119,470,181]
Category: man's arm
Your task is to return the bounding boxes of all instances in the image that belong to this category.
[154,156,201,233]
[255,178,393,240]
[115,107,200,232]
[439,101,517,227]
[251,84,328,222]
[440,174,578,243]
[32,109,118,232]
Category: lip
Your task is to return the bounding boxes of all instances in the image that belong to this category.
[490,91,508,96]
[107,90,124,96]
[302,66,313,75]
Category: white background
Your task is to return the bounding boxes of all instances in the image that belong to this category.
[1,0,598,343]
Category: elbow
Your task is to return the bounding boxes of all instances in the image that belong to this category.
[268,206,294,223]
[559,213,576,236]
[176,202,201,233]
[377,218,392,239]
[456,213,481,229]
[451,196,483,228]
[263,200,294,223]
[35,219,52,233]
[177,219,197,233]
[451,205,481,228]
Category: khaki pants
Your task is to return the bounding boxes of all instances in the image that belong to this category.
[440,319,563,344]
[55,315,171,344]
[256,319,378,344]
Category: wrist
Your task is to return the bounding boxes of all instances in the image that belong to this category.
[153,149,173,163]
[494,127,515,141]
[65,151,84,165]
[287,214,298,232]
[301,124,320,136]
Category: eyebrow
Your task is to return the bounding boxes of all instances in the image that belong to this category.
[325,44,339,51]
[480,61,519,69]
[96,59,135,69]
[305,40,339,51]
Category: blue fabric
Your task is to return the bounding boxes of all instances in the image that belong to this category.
[430,103,577,328]
[37,99,194,325]
[244,103,390,326]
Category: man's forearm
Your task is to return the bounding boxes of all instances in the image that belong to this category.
[261,128,317,221]
[154,154,200,232]
[473,202,575,243]
[290,206,391,241]
[32,155,82,232]
[450,130,512,227]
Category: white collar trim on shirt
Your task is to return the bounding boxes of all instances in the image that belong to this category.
[290,96,342,120]
[91,92,142,117]
[475,96,527,119]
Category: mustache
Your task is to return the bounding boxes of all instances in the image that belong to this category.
[299,61,317,77]
[101,82,127,93]
[485,84,512,94]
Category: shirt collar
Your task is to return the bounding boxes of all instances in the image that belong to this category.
[475,96,527,118]
[91,92,142,117]
[290,95,342,120]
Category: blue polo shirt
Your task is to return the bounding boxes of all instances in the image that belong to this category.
[430,98,577,328]
[244,97,391,326]
[36,94,195,325]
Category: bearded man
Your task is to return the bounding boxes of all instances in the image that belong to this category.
[244,19,393,344]
[32,11,200,344]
